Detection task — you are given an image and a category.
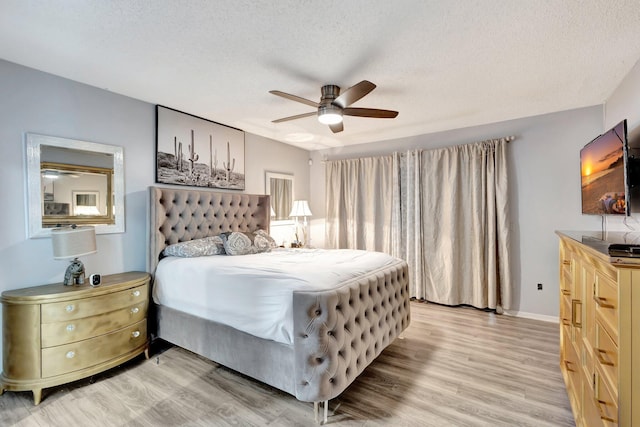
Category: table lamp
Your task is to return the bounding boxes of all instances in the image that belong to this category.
[51,225,97,285]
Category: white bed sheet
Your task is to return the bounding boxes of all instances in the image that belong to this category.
[153,248,396,345]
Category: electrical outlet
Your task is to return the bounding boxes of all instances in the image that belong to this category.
[537,283,543,291]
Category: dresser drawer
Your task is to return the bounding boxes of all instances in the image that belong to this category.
[41,320,147,378]
[595,366,618,426]
[41,301,147,348]
[41,284,148,323]
[595,322,618,400]
[594,272,618,344]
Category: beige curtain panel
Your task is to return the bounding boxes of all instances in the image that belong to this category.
[325,138,512,311]
[325,156,397,253]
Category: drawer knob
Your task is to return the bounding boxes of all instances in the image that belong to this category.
[66,324,75,332]
[66,351,75,359]
[596,399,616,423]
[594,296,614,309]
[595,348,615,366]
[132,290,141,297]
[131,330,141,338]
[131,307,140,314]
[65,304,75,312]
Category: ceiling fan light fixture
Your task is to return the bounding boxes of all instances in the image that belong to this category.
[317,104,343,125]
[318,112,343,125]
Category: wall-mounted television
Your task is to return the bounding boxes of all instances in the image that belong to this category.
[580,120,629,215]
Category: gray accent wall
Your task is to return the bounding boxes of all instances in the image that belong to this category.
[0,59,310,371]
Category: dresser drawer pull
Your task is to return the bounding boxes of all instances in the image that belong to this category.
[596,399,616,423]
[130,307,140,314]
[563,360,574,372]
[561,289,571,296]
[595,348,615,366]
[562,260,571,266]
[65,304,75,313]
[66,324,75,332]
[132,290,141,297]
[561,319,571,326]
[594,296,614,309]
[66,351,75,359]
[131,331,141,338]
[571,299,582,328]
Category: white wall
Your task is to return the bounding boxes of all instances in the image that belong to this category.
[310,106,607,320]
[0,59,310,372]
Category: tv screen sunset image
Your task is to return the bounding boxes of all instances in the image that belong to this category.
[581,125,626,215]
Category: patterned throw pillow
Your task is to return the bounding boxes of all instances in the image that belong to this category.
[163,236,225,257]
[253,229,278,251]
[220,232,258,256]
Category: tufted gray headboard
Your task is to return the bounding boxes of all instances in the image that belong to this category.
[147,186,270,274]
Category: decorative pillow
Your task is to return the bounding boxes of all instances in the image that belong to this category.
[220,232,258,256]
[163,236,225,257]
[253,229,278,251]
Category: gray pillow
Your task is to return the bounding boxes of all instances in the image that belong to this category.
[220,232,258,256]
[254,229,278,251]
[163,236,225,257]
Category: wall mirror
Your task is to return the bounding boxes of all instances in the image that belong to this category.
[265,171,294,224]
[26,133,125,238]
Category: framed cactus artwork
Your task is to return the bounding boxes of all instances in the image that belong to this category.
[155,105,245,190]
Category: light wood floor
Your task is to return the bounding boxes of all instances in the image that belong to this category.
[0,302,574,426]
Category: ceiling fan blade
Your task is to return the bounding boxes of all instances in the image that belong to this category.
[343,107,398,119]
[272,111,317,123]
[333,80,376,108]
[329,122,344,133]
[269,90,319,108]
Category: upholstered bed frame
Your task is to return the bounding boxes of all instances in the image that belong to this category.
[147,186,410,421]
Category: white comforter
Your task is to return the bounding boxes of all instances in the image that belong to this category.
[153,248,396,345]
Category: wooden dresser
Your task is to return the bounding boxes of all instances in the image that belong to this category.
[0,271,150,404]
[557,231,640,426]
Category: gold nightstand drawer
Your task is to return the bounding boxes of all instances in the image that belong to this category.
[41,284,148,323]
[41,320,147,378]
[41,302,147,348]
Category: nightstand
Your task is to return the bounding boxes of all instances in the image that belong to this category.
[0,271,150,404]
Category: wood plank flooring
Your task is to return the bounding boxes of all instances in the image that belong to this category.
[0,301,574,426]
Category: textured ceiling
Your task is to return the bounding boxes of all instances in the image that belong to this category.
[1,1,640,150]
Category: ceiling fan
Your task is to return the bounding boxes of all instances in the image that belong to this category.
[269,80,398,133]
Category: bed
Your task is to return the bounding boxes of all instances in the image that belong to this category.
[147,186,410,422]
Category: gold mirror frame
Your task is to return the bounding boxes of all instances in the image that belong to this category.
[26,133,125,238]
[41,162,114,226]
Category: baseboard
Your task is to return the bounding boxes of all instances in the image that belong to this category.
[504,310,558,323]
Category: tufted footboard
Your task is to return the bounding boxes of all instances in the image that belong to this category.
[292,258,410,402]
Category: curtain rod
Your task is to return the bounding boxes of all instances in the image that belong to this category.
[322,135,517,163]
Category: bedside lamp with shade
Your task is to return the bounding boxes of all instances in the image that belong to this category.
[289,200,312,247]
[51,225,97,286]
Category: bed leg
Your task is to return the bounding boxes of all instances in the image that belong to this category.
[313,400,329,424]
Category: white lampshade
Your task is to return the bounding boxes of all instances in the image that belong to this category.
[51,226,97,259]
[289,200,313,217]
